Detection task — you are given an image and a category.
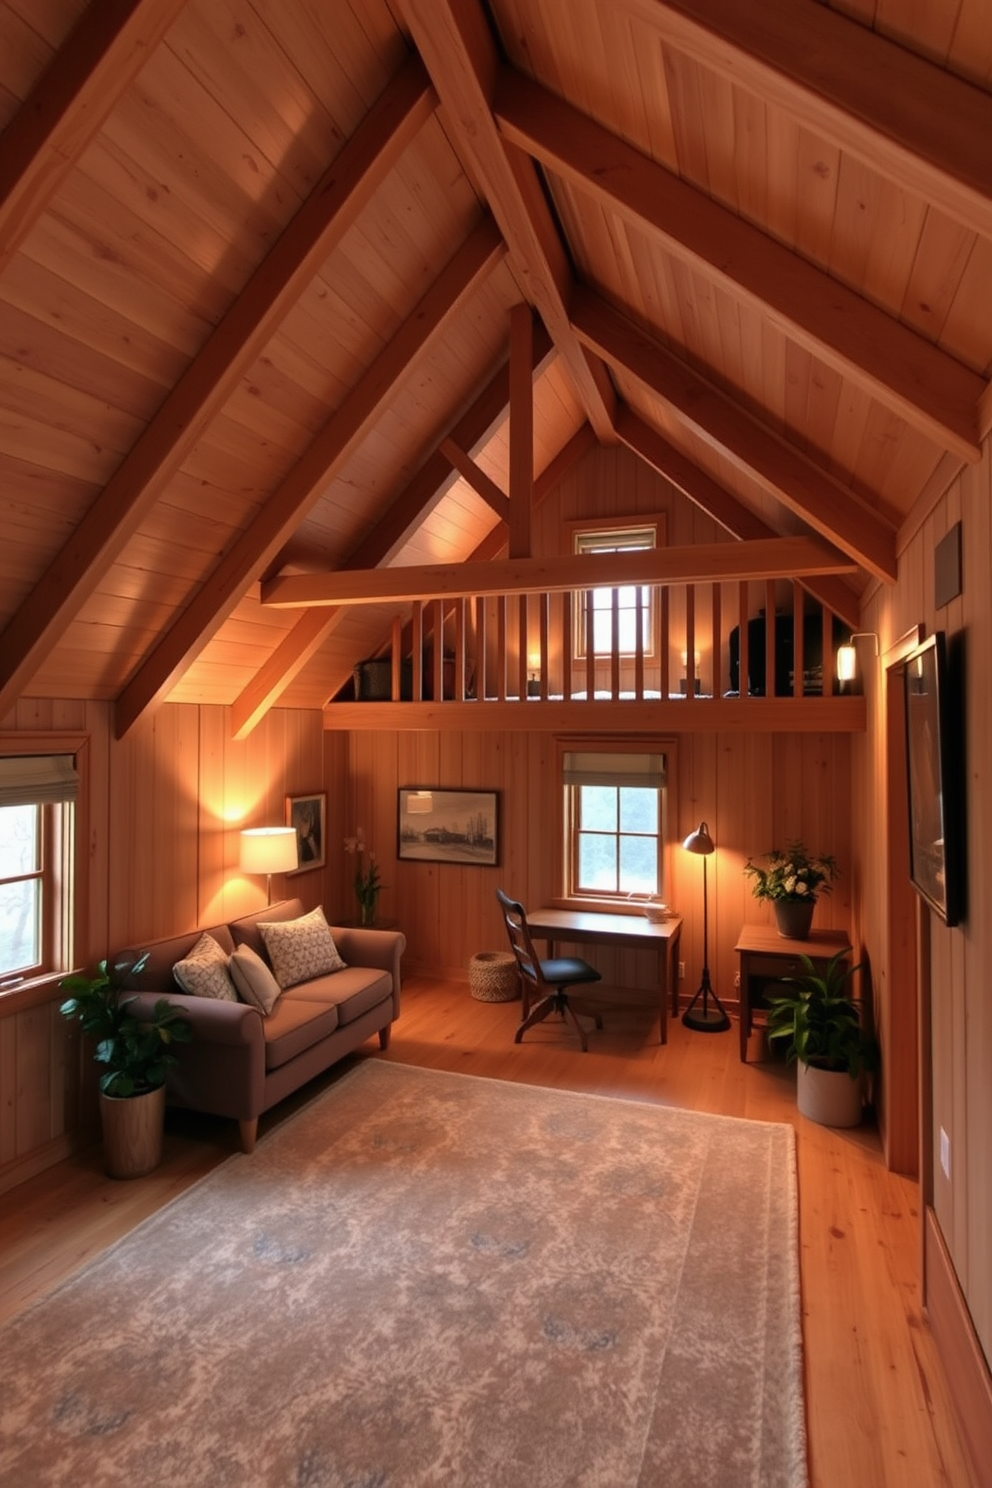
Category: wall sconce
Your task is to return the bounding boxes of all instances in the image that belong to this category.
[836,632,879,682]
[240,826,298,904]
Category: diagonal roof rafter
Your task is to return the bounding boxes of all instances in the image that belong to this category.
[0,53,438,723]
[113,215,506,738]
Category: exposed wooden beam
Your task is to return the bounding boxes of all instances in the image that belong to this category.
[438,439,509,520]
[0,55,438,723]
[321,696,867,734]
[400,0,617,440]
[571,287,898,583]
[262,537,855,609]
[114,216,505,737]
[617,409,861,630]
[640,0,992,239]
[0,0,187,275]
[495,68,984,464]
[509,302,534,556]
[230,328,554,738]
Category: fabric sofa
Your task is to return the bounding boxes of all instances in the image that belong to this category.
[114,898,404,1153]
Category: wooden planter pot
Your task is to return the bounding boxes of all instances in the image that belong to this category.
[99,1084,167,1179]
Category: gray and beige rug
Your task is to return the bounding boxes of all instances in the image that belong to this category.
[0,1061,808,1487]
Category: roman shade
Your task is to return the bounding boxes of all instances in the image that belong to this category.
[0,755,79,807]
[562,752,666,788]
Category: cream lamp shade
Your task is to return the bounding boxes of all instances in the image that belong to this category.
[240,827,298,903]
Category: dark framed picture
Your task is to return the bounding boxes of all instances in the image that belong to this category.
[398,789,498,866]
[903,632,962,926]
[285,792,326,873]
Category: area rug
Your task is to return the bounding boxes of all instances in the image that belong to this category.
[0,1062,808,1487]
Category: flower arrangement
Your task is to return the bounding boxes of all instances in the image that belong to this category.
[344,828,383,925]
[743,841,838,904]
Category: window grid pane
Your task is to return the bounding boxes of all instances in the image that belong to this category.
[573,785,660,898]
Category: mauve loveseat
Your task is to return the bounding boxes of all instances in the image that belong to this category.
[113,898,404,1153]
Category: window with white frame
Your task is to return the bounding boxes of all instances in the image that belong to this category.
[561,749,666,902]
[0,755,77,987]
[572,522,658,660]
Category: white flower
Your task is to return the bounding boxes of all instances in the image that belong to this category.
[785,876,796,894]
[795,881,808,895]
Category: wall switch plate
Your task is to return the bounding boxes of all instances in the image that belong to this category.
[678,962,685,978]
[939,1127,951,1179]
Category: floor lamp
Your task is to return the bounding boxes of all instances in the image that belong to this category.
[681,821,731,1032]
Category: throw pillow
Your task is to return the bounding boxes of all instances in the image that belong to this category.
[259,906,346,990]
[173,932,238,1001]
[229,943,283,1016]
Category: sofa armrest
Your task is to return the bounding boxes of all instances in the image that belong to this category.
[327,927,406,1015]
[125,990,262,1049]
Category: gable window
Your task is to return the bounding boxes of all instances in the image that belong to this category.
[572,522,658,660]
[0,755,77,987]
[561,749,666,903]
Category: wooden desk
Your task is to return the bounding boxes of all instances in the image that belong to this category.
[525,907,683,1044]
[734,925,852,1063]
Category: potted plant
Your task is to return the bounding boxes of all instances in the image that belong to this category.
[765,951,877,1127]
[60,955,193,1179]
[743,840,839,938]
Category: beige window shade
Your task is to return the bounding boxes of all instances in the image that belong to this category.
[563,752,666,789]
[0,754,79,807]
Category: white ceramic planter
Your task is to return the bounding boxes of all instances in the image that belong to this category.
[796,1061,863,1128]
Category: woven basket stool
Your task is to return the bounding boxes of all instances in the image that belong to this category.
[469,951,520,1002]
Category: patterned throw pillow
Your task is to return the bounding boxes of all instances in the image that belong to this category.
[173,932,238,1001]
[229,943,282,1016]
[259,906,346,990]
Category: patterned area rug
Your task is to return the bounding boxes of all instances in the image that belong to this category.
[0,1062,808,1487]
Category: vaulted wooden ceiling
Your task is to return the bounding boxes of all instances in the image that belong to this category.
[2,0,990,736]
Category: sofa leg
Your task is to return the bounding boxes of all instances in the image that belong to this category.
[238,1117,258,1154]
[378,1025,391,1050]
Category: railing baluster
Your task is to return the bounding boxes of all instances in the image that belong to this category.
[685,584,696,702]
[497,597,507,702]
[739,580,750,698]
[562,591,573,701]
[411,602,423,702]
[660,586,670,698]
[634,583,644,700]
[765,580,776,697]
[539,592,549,701]
[711,584,722,698]
[391,616,403,701]
[476,596,487,700]
[585,589,595,701]
[611,587,621,700]
[793,584,804,697]
[518,594,528,701]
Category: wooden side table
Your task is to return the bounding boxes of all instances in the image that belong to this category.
[734,925,852,1063]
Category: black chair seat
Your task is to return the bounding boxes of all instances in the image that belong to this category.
[538,957,602,986]
[496,888,604,1051]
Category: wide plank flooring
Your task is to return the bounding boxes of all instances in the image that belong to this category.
[0,976,975,1488]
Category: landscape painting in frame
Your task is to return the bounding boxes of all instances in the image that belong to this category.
[398,789,498,866]
[285,792,326,872]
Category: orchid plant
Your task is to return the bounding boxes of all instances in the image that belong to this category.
[344,828,383,925]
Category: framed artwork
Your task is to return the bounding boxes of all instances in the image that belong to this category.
[398,788,498,866]
[285,792,326,873]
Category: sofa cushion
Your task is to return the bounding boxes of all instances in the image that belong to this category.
[262,997,339,1071]
[228,898,304,961]
[173,932,238,1001]
[283,967,392,1027]
[259,906,346,990]
[229,943,282,1016]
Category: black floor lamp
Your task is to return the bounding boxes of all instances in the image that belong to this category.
[681,821,731,1033]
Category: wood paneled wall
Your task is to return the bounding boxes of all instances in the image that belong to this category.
[854,428,992,1392]
[0,699,328,1193]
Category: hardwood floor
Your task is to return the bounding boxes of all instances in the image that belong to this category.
[0,977,975,1488]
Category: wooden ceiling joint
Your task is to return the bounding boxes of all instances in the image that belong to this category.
[571,287,898,584]
[400,0,618,441]
[262,536,856,609]
[495,67,984,464]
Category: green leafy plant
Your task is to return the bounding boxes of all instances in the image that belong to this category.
[765,951,877,1078]
[59,956,193,1098]
[743,841,838,904]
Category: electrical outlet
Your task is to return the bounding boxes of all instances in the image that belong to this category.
[939,1127,951,1179]
[678,961,685,979]
[734,972,741,989]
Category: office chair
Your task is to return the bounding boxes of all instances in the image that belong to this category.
[496,889,604,1052]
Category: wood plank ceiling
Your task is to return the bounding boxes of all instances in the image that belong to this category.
[1,0,990,734]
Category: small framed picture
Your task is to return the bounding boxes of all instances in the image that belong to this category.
[285,793,326,873]
[398,788,498,866]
